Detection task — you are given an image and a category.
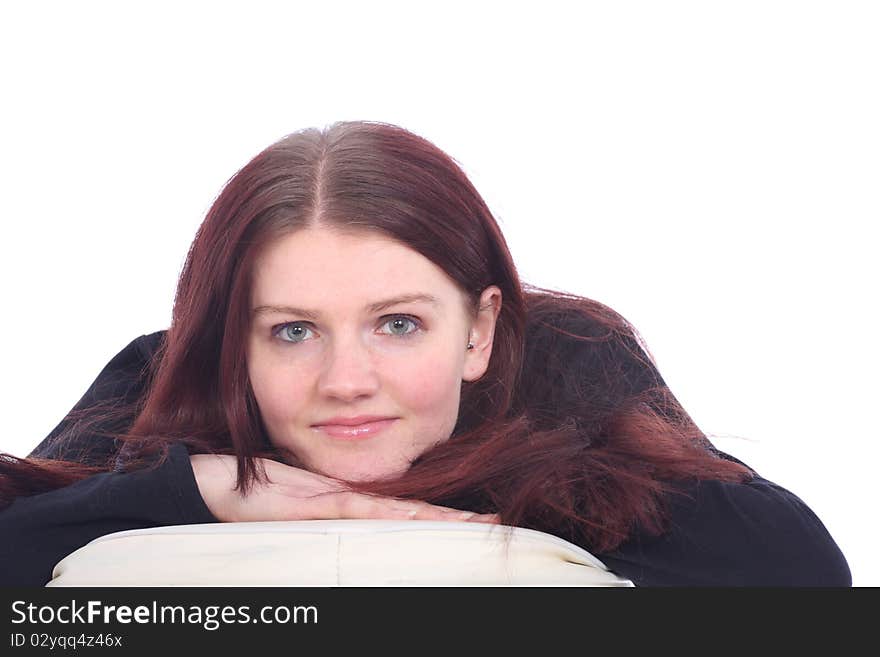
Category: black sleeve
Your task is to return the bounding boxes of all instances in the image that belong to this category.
[0,443,217,587]
[596,475,852,586]
[29,332,165,466]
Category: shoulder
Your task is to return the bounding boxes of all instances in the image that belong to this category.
[521,297,666,406]
[113,330,166,370]
[66,330,167,409]
[29,331,168,462]
[134,330,165,357]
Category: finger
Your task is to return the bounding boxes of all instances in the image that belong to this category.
[391,505,479,522]
[324,493,479,523]
[381,501,499,524]
[418,506,500,524]
[468,513,502,525]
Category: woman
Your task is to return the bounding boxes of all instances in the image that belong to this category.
[0,121,850,586]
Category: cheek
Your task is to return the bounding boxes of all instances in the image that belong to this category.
[248,360,306,424]
[394,349,463,415]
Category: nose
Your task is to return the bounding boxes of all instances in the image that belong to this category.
[316,335,381,402]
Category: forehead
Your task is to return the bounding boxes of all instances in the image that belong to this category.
[251,226,469,311]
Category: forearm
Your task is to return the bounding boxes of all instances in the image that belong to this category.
[597,475,851,586]
[0,443,217,586]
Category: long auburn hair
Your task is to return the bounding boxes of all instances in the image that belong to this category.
[1,121,751,553]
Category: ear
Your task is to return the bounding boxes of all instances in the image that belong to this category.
[463,285,502,382]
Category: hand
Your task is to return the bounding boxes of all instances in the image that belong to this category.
[190,454,499,525]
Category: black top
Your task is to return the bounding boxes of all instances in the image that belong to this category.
[2,332,852,587]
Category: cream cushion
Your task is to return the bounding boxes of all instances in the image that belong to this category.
[48,520,633,587]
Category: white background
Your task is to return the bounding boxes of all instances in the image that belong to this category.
[1,1,876,585]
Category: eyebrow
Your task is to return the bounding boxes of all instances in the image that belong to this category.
[252,293,442,319]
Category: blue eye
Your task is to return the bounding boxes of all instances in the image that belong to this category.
[274,323,314,343]
[379,315,421,337]
[272,315,422,345]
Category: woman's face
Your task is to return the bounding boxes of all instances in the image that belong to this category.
[246,225,501,482]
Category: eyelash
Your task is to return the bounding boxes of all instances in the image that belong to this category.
[271,315,424,345]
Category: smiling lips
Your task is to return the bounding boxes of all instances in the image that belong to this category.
[311,416,398,439]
